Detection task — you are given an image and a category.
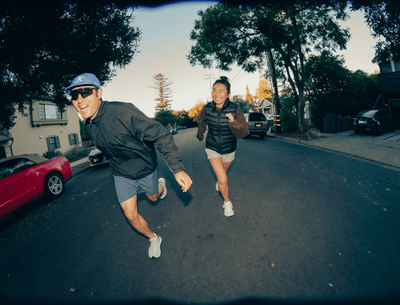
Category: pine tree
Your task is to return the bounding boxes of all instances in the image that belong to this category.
[150,73,173,113]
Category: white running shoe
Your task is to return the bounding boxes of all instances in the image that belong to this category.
[216,181,219,192]
[158,178,167,199]
[148,233,162,258]
[222,201,234,217]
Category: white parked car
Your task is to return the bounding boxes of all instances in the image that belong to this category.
[88,148,109,166]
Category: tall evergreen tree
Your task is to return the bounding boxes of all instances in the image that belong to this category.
[150,73,173,113]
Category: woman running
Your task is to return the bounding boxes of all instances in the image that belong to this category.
[197,76,249,217]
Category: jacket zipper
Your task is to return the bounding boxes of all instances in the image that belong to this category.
[218,111,221,154]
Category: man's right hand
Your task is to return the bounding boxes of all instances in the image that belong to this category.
[174,171,193,192]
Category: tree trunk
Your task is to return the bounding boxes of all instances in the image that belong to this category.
[288,4,306,133]
[267,49,281,116]
[297,87,306,132]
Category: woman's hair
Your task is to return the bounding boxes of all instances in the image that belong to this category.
[213,76,231,93]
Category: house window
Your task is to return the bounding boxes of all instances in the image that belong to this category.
[39,104,62,120]
[46,136,60,151]
[31,100,68,127]
[68,134,79,145]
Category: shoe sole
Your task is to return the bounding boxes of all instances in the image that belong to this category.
[149,236,162,258]
[216,182,219,192]
[223,202,234,217]
[224,210,234,217]
[159,178,167,199]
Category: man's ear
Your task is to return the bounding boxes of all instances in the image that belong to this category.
[97,88,103,99]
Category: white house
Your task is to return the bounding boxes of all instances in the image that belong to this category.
[0,100,81,159]
[252,98,275,115]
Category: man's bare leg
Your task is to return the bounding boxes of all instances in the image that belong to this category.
[120,195,156,239]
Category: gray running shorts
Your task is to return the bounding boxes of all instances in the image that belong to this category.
[114,170,159,203]
[205,148,235,163]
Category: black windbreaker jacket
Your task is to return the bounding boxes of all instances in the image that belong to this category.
[85,100,185,180]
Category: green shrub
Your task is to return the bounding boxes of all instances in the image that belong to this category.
[43,150,62,159]
[280,93,298,132]
[63,147,89,162]
[64,154,78,162]
[77,150,89,157]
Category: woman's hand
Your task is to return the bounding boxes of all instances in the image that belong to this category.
[226,113,235,123]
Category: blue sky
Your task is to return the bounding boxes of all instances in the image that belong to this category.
[101,2,379,117]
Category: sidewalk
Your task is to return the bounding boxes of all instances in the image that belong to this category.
[70,158,92,175]
[69,129,400,175]
[270,129,400,170]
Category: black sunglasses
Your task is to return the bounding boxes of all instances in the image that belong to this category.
[70,88,98,100]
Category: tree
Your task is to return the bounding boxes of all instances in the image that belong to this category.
[232,95,254,113]
[188,2,350,132]
[154,110,176,128]
[345,70,379,116]
[188,102,206,124]
[279,87,298,132]
[255,76,273,103]
[305,50,380,129]
[0,2,141,130]
[351,0,400,62]
[172,110,189,127]
[245,85,255,104]
[150,73,173,113]
[305,50,350,128]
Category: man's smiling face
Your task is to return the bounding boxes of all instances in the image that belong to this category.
[71,86,102,120]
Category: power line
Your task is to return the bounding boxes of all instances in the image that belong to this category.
[231,69,246,85]
[204,74,215,98]
[230,69,243,83]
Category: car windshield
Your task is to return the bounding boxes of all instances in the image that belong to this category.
[357,110,377,118]
[249,113,266,121]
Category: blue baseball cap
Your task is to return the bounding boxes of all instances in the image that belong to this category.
[65,73,101,93]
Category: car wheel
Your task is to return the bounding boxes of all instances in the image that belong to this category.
[375,126,382,136]
[44,172,65,198]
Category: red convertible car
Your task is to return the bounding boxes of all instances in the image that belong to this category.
[0,154,72,220]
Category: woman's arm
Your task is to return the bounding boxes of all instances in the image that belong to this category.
[227,107,250,139]
[196,107,207,141]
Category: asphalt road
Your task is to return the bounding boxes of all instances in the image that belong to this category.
[1,128,400,305]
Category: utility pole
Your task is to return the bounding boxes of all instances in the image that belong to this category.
[204,74,215,101]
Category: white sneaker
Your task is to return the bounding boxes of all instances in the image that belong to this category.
[216,181,219,192]
[158,178,167,199]
[222,201,234,217]
[148,233,162,258]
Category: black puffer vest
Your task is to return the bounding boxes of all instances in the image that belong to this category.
[204,99,238,154]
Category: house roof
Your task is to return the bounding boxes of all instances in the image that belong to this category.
[255,98,273,108]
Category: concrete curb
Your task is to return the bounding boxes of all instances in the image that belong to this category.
[70,166,93,179]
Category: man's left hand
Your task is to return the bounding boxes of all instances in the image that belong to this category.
[175,171,193,192]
